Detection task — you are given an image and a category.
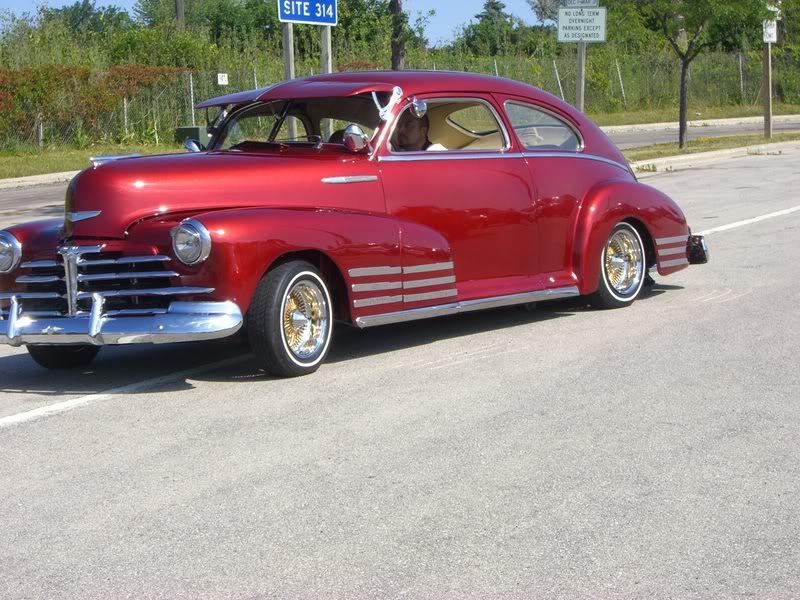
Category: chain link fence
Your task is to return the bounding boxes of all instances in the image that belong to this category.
[3,50,798,151]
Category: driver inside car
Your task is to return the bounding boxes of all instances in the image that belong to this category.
[391,110,446,152]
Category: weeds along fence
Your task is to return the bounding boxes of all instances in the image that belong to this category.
[3,49,798,151]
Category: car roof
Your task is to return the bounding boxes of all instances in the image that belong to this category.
[195,70,565,111]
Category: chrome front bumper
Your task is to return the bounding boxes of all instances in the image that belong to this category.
[0,297,243,346]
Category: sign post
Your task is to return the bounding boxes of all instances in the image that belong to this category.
[557,2,606,113]
[763,6,780,140]
[278,0,338,140]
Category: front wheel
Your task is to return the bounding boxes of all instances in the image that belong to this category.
[246,261,334,378]
[27,345,100,369]
[589,222,646,309]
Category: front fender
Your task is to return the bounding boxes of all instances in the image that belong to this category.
[573,181,689,294]
[144,208,405,316]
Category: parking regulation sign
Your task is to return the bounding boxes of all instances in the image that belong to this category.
[278,0,337,26]
[558,7,607,43]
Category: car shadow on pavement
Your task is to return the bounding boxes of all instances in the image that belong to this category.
[0,283,684,396]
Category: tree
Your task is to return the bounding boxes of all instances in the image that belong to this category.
[526,0,560,24]
[389,0,407,70]
[637,0,770,149]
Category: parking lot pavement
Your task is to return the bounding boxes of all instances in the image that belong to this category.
[1,151,799,598]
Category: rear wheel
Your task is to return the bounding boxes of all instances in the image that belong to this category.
[27,345,100,370]
[247,261,334,377]
[590,222,646,309]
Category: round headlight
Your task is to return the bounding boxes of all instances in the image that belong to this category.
[171,219,211,265]
[0,231,22,273]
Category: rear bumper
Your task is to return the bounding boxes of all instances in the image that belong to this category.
[688,235,709,265]
[0,299,243,347]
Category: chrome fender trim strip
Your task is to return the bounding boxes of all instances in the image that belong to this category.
[321,176,378,184]
[655,235,689,246]
[354,286,580,328]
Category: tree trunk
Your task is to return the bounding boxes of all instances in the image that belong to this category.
[679,58,690,150]
[390,0,406,71]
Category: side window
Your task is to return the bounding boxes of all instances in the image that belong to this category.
[505,102,581,151]
[390,99,507,153]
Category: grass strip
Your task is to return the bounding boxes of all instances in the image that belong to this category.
[623,132,800,163]
[591,103,800,127]
[0,144,182,179]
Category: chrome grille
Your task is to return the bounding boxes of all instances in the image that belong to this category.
[1,245,213,318]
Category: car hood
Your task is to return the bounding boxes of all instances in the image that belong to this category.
[67,150,374,239]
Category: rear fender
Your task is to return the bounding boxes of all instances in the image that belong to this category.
[573,181,689,294]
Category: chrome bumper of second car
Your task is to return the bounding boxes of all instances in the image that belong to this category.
[688,235,709,265]
[0,297,243,347]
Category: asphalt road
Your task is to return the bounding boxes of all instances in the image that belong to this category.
[1,151,799,598]
[608,118,800,149]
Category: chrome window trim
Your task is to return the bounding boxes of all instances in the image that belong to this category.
[504,100,585,152]
[521,151,630,173]
[355,285,580,328]
[385,96,511,156]
[379,152,524,163]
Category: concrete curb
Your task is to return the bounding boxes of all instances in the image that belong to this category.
[0,170,80,191]
[630,140,800,179]
[601,114,800,134]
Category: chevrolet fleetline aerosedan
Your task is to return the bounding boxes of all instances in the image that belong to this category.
[0,71,707,377]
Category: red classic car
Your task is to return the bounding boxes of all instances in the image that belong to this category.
[0,71,708,377]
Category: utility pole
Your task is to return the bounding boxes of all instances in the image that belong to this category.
[321,26,333,141]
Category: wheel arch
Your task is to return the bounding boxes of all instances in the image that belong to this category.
[266,249,350,323]
[573,180,687,294]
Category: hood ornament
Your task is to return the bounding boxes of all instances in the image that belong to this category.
[66,211,102,223]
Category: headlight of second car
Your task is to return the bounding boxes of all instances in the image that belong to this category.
[171,219,212,265]
[0,230,22,273]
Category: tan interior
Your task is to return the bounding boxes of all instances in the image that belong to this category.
[423,102,506,151]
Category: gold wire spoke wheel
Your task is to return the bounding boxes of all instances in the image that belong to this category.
[604,228,644,297]
[281,279,329,361]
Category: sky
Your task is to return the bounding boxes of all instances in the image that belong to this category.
[1,0,540,46]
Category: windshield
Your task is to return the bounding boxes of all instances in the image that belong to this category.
[213,95,384,151]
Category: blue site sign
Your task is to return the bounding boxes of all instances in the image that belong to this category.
[278,0,337,26]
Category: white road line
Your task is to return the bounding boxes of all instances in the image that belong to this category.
[691,289,719,302]
[390,342,504,370]
[697,205,800,236]
[701,289,732,303]
[0,356,247,430]
[430,347,527,370]
[718,291,753,304]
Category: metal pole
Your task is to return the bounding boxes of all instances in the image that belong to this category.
[494,59,499,76]
[37,113,43,148]
[738,51,745,103]
[576,41,586,112]
[764,41,773,139]
[253,67,258,89]
[282,23,296,140]
[321,25,333,141]
[123,97,128,136]
[553,60,565,101]
[189,73,195,126]
[615,58,627,108]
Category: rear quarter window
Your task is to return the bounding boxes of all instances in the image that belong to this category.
[505,102,581,151]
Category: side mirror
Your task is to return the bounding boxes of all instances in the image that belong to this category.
[184,139,205,153]
[342,124,371,155]
[410,97,427,118]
